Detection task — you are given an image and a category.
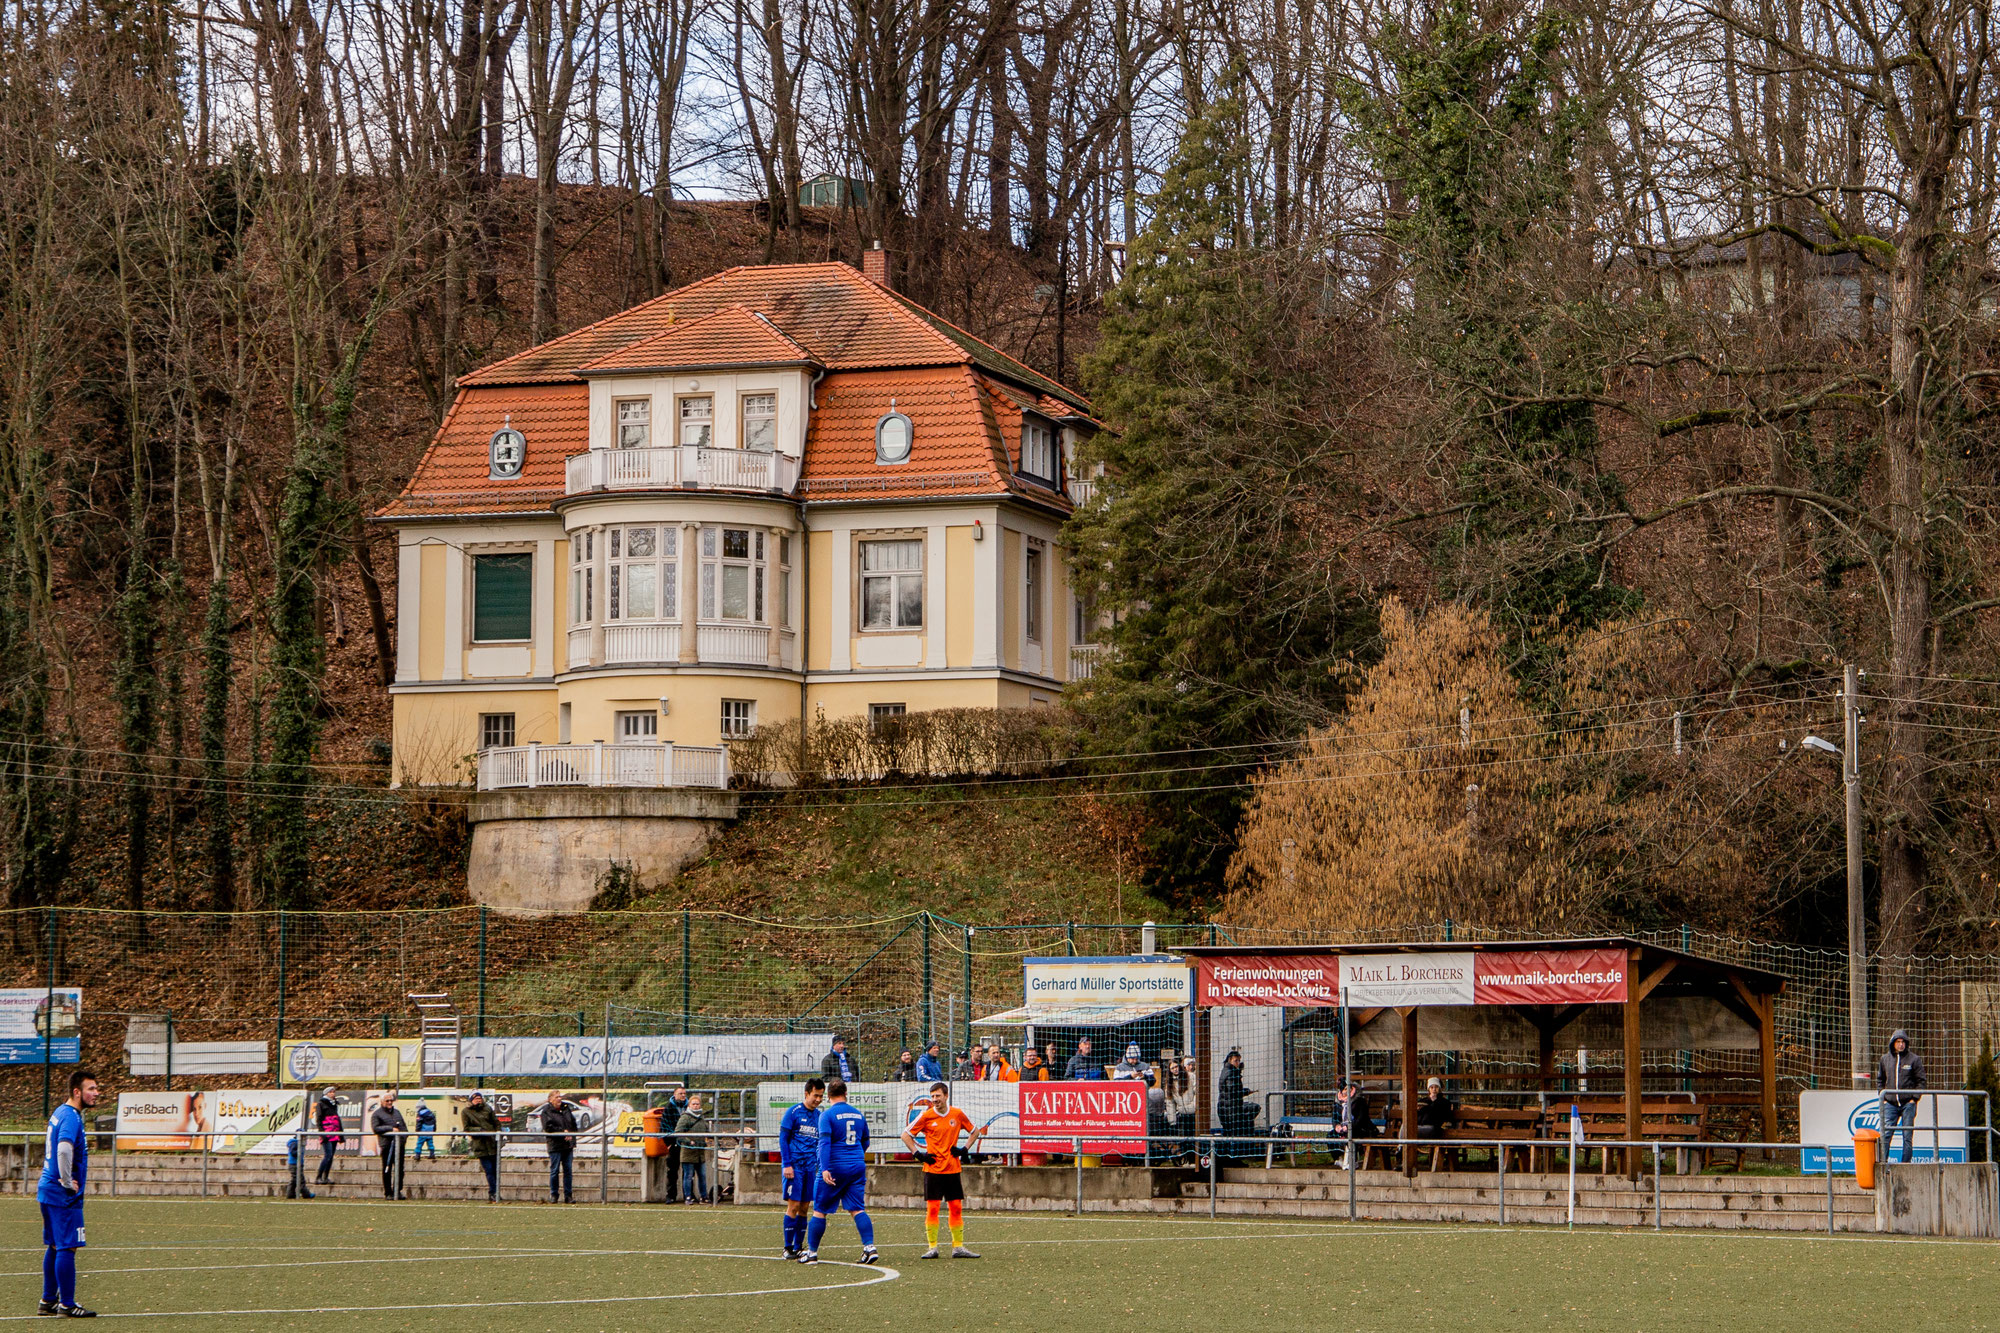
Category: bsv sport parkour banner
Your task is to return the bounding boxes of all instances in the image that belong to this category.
[1194,948,1629,1007]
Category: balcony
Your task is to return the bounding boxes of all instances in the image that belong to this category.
[1067,477,1099,506]
[476,741,730,791]
[564,623,796,671]
[1069,644,1105,681]
[565,445,800,496]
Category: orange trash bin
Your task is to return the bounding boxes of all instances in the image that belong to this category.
[642,1107,669,1158]
[1853,1127,1881,1188]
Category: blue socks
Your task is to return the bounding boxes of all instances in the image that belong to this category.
[784,1214,806,1249]
[854,1210,875,1247]
[805,1213,828,1252]
[54,1249,75,1306]
[41,1249,54,1303]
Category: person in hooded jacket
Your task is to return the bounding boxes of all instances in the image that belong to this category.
[1876,1029,1927,1163]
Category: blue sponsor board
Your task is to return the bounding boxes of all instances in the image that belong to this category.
[0,1035,80,1064]
[1800,1090,1967,1173]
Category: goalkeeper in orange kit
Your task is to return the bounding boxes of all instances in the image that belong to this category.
[901,1081,985,1259]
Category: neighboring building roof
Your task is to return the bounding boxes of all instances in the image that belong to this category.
[577,304,817,374]
[377,384,578,519]
[460,261,1086,412]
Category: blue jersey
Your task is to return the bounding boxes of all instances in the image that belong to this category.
[779,1102,821,1167]
[817,1102,870,1176]
[36,1104,87,1207]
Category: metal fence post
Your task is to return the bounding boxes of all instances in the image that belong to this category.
[276,909,287,1044]
[477,906,488,1039]
[1075,1137,1083,1216]
[962,927,974,1056]
[1497,1147,1506,1225]
[201,1131,209,1197]
[922,914,933,1043]
[1653,1142,1662,1229]
[1209,1143,1217,1219]
[681,911,692,1035]
[42,906,54,1119]
[601,1002,612,1204]
[1826,1147,1835,1234]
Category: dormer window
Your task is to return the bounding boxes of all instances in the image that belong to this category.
[616,399,650,449]
[1021,416,1055,481]
[742,393,777,451]
[875,411,913,465]
[680,395,714,447]
[488,421,525,478]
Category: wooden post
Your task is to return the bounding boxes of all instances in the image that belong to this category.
[1759,991,1779,1159]
[1401,1007,1419,1179]
[1624,951,1644,1179]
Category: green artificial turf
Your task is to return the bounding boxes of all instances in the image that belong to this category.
[3,1197,1996,1330]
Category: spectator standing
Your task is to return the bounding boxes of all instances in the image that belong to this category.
[411,1101,438,1160]
[1332,1082,1377,1169]
[1021,1049,1052,1080]
[284,1126,315,1199]
[536,1090,578,1203]
[1064,1038,1102,1080]
[952,1050,983,1081]
[313,1090,342,1186]
[915,1041,945,1082]
[370,1092,407,1199]
[1216,1050,1257,1137]
[1111,1043,1146,1080]
[461,1091,501,1201]
[821,1036,862,1084]
[986,1047,1018,1082]
[660,1085,691,1203]
[1166,1060,1199,1146]
[1044,1042,1061,1076]
[675,1094,713,1203]
[889,1050,921,1081]
[1145,1066,1169,1163]
[1876,1030,1928,1164]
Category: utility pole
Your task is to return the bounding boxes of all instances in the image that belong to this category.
[1843,663,1869,1085]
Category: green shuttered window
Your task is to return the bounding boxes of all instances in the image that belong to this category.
[472,553,533,642]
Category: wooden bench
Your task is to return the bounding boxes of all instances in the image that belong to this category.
[1356,1104,1543,1172]
[1566,1101,1707,1172]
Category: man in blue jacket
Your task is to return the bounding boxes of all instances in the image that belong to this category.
[777,1079,825,1258]
[38,1070,100,1317]
[915,1041,945,1083]
[801,1081,879,1266]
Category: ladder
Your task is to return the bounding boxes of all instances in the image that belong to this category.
[409,993,460,1085]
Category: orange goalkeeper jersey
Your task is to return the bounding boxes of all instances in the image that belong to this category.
[909,1105,977,1173]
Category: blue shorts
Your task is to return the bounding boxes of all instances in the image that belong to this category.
[39,1201,84,1250]
[812,1171,866,1214]
[781,1162,814,1203]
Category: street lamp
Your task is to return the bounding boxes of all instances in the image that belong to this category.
[1794,667,1870,1085]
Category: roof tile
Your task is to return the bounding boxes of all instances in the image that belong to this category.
[578,304,817,373]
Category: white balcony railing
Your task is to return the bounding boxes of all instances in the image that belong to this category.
[565,445,801,496]
[476,741,730,791]
[605,622,680,665]
[697,624,770,665]
[1069,644,1105,682]
[1067,477,1098,506]
[567,627,591,670]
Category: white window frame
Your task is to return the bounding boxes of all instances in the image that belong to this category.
[875,411,913,465]
[616,398,651,449]
[720,699,755,739]
[700,526,767,623]
[858,537,924,631]
[741,392,778,452]
[1025,544,1044,643]
[679,394,714,447]
[616,710,659,741]
[568,529,595,626]
[1021,415,1055,480]
[607,525,677,623]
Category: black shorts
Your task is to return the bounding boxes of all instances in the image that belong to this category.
[922,1171,965,1202]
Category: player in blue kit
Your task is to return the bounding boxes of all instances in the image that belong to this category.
[800,1080,879,1265]
[777,1078,825,1258]
[37,1069,99,1318]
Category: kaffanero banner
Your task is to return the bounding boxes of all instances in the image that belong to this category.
[1194,948,1628,1007]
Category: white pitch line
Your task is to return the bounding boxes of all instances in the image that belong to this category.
[0,1253,899,1320]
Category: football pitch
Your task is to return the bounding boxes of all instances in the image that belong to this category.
[2,1197,1997,1330]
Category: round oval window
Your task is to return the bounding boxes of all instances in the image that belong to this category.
[875,412,912,464]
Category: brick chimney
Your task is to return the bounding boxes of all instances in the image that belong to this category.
[862,240,892,289]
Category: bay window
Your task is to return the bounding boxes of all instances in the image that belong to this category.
[568,530,594,624]
[700,525,767,622]
[860,538,923,630]
[607,525,677,622]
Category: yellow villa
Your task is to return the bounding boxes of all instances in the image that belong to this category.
[379,249,1099,795]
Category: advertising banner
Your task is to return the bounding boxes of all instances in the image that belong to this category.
[115,1089,307,1153]
[459,1033,831,1079]
[1193,949,1629,1009]
[1195,955,1340,1007]
[1471,949,1628,1006]
[280,1039,420,1085]
[1800,1090,1967,1173]
[1023,957,1190,1008]
[756,1081,1021,1156]
[1019,1080,1148,1156]
[0,989,81,1064]
[489,1092,642,1158]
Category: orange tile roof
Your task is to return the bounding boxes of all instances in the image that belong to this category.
[376,383,579,519]
[460,262,1086,410]
[578,304,817,373]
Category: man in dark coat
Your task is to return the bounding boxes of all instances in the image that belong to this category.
[889,1050,921,1081]
[1215,1050,1257,1137]
[535,1091,579,1203]
[1333,1082,1377,1168]
[1063,1038,1102,1080]
[461,1091,502,1201]
[369,1092,407,1199]
[661,1085,691,1203]
[821,1036,862,1084]
[1876,1030,1927,1163]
